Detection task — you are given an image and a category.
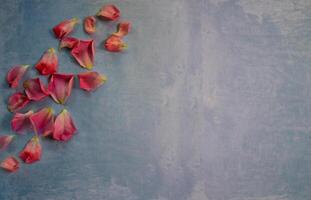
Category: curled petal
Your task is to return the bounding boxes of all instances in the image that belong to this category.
[97,4,120,20]
[35,48,58,75]
[78,71,107,92]
[53,109,77,141]
[0,156,19,172]
[71,40,95,69]
[104,35,127,52]
[11,110,34,134]
[53,18,79,39]
[48,74,74,104]
[8,92,30,113]
[0,135,14,152]
[29,107,54,136]
[19,136,42,164]
[7,65,29,88]
[59,37,79,50]
[24,78,48,101]
[84,16,96,34]
[113,21,131,37]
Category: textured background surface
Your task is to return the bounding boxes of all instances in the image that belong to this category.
[0,0,311,199]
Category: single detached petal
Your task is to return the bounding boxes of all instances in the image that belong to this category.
[35,48,58,75]
[8,92,30,113]
[78,71,107,92]
[71,40,95,69]
[29,107,54,136]
[113,21,131,37]
[104,35,127,52]
[84,16,96,34]
[19,136,42,164]
[24,78,48,101]
[48,74,74,104]
[0,156,19,172]
[97,4,120,20]
[0,135,14,152]
[53,109,77,141]
[53,18,79,39]
[11,110,34,134]
[59,37,79,50]
[7,65,29,88]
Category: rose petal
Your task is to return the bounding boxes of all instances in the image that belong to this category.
[11,110,34,134]
[53,109,77,142]
[71,39,95,69]
[104,35,127,52]
[35,48,58,75]
[53,18,79,39]
[8,92,30,113]
[113,21,131,37]
[7,65,29,88]
[19,136,42,164]
[23,78,49,101]
[84,16,96,34]
[0,135,14,152]
[48,74,74,104]
[59,37,79,50]
[0,156,19,172]
[96,4,120,21]
[29,107,54,136]
[78,71,107,92]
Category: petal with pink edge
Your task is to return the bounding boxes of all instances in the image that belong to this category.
[11,110,34,134]
[7,65,29,88]
[53,18,79,39]
[19,136,42,164]
[48,74,74,104]
[24,78,48,101]
[113,21,131,37]
[29,107,54,136]
[35,48,58,75]
[84,16,96,34]
[8,92,30,113]
[0,156,19,172]
[53,109,77,142]
[78,71,107,92]
[71,39,95,70]
[59,37,79,50]
[0,135,14,152]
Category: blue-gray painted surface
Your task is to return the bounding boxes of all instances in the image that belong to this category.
[0,0,310,199]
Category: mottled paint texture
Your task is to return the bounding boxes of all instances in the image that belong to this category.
[0,0,311,200]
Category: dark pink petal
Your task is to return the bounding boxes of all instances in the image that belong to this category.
[113,21,131,37]
[96,4,120,21]
[35,48,58,75]
[59,37,80,50]
[78,71,107,92]
[0,135,14,152]
[53,18,79,39]
[19,136,42,164]
[71,39,95,70]
[53,109,77,141]
[48,74,74,104]
[23,78,49,101]
[0,156,19,172]
[8,92,30,113]
[84,16,96,34]
[29,107,54,136]
[11,110,34,134]
[7,65,29,88]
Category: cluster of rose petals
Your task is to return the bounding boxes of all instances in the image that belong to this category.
[2,3,130,173]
